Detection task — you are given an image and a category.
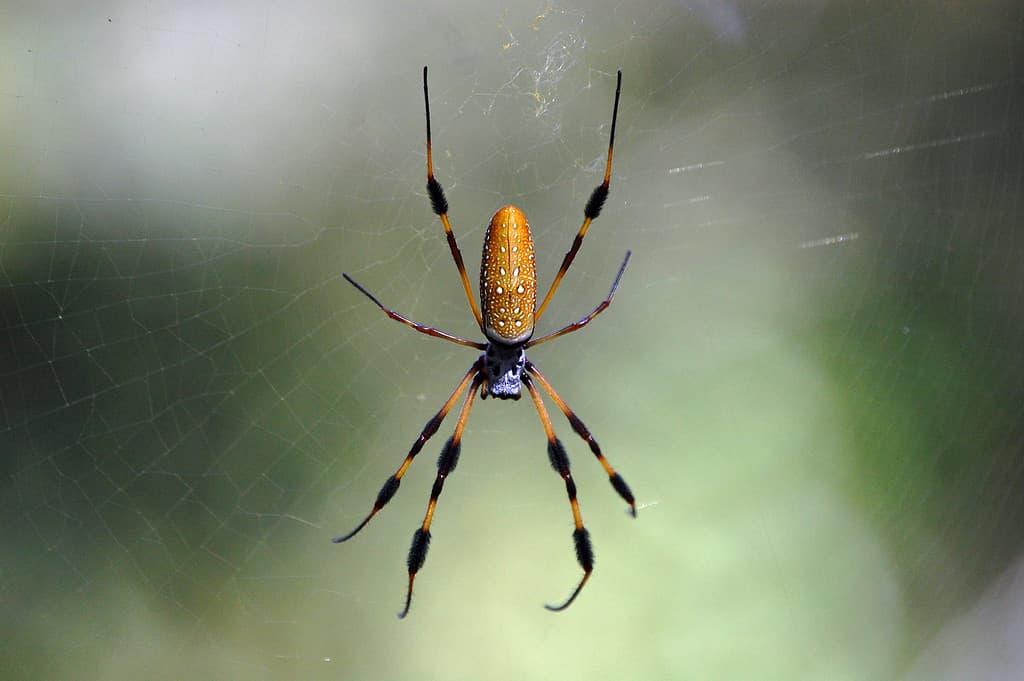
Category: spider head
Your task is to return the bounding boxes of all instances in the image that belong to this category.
[482,342,526,400]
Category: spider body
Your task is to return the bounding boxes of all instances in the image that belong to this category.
[477,204,537,400]
[335,66,635,618]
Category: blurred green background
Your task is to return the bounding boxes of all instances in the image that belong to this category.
[3,1,1023,679]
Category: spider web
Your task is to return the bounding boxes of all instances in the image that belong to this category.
[3,1,1023,679]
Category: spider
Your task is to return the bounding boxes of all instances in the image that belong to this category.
[334,66,636,618]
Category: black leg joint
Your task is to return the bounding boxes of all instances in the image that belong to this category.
[407,528,431,573]
[565,477,578,500]
[375,475,401,509]
[547,439,571,476]
[584,183,609,220]
[437,436,461,472]
[427,177,449,215]
[572,527,594,571]
[420,413,444,443]
[567,413,588,439]
[609,473,633,502]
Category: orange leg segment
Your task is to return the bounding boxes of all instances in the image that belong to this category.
[536,70,622,321]
[332,360,482,544]
[523,373,595,612]
[400,372,484,618]
[423,66,485,331]
[526,361,636,517]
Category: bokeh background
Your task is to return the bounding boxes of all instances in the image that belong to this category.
[3,1,1023,679]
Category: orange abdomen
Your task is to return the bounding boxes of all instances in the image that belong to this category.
[480,206,537,344]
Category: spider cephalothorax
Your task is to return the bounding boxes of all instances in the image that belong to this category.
[334,66,636,618]
[481,342,526,400]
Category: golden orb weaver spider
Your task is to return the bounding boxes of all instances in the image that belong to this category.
[334,66,635,618]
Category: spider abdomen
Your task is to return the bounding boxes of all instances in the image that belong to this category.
[480,206,537,344]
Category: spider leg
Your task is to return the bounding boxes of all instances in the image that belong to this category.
[526,362,636,516]
[536,70,622,321]
[332,359,482,544]
[526,250,630,348]
[400,372,484,618]
[343,273,485,349]
[522,373,595,612]
[423,65,485,331]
